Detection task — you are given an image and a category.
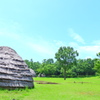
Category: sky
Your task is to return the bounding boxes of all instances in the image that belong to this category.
[0,0,100,62]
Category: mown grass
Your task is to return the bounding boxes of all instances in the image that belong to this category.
[0,76,100,100]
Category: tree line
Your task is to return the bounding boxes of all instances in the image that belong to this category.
[25,46,100,80]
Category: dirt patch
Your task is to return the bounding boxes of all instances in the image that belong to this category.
[34,81,58,84]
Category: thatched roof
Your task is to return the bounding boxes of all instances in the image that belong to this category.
[0,46,34,88]
[29,69,36,77]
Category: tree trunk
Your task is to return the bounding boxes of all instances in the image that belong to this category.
[63,68,66,80]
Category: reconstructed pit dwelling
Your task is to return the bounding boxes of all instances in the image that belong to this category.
[0,46,34,88]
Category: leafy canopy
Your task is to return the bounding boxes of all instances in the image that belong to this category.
[55,46,78,68]
[55,46,78,80]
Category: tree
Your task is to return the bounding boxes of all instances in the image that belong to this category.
[46,58,54,64]
[96,52,100,58]
[71,59,95,77]
[55,46,78,80]
[94,52,100,75]
[25,59,41,75]
[42,58,54,64]
[43,64,56,76]
[94,60,100,75]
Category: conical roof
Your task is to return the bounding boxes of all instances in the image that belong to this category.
[0,46,34,88]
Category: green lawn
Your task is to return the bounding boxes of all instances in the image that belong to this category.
[0,76,100,100]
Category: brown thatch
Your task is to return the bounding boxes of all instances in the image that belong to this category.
[0,46,34,88]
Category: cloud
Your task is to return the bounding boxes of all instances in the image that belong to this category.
[54,40,65,47]
[28,38,100,60]
[77,45,100,59]
[27,39,57,59]
[0,31,21,40]
[68,30,100,58]
[27,40,100,60]
[92,40,100,45]
[0,20,58,61]
[78,46,100,53]
[68,42,79,48]
[68,41,99,59]
[28,42,54,56]
[0,20,56,60]
[0,21,22,40]
[0,20,99,61]
[69,28,85,44]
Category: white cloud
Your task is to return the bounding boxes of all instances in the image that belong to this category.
[54,40,65,47]
[28,42,54,55]
[0,21,22,40]
[67,41,99,59]
[0,20,58,61]
[92,40,100,45]
[69,28,85,44]
[77,45,100,59]
[27,39,57,59]
[68,42,79,48]
[78,46,100,53]
[0,31,21,40]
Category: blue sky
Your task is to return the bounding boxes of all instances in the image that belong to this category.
[0,0,100,62]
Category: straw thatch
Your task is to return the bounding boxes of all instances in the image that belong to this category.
[29,69,36,77]
[0,46,34,88]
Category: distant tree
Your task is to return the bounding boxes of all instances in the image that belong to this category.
[55,46,78,80]
[42,59,47,64]
[71,58,95,77]
[54,61,62,76]
[25,59,41,75]
[84,58,95,76]
[32,61,41,74]
[94,60,100,75]
[42,58,54,64]
[94,52,100,75]
[25,59,31,68]
[43,64,56,76]
[37,58,56,76]
[46,58,54,64]
[96,52,100,58]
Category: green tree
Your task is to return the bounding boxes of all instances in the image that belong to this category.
[55,46,78,80]
[25,59,31,68]
[46,58,54,64]
[43,64,56,76]
[42,58,54,64]
[94,52,100,75]
[71,58,95,77]
[96,52,100,58]
[94,60,100,75]
[25,59,41,75]
[37,58,55,77]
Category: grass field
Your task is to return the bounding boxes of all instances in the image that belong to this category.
[0,76,100,100]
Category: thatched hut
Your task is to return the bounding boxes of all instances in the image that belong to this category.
[0,46,34,88]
